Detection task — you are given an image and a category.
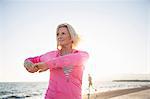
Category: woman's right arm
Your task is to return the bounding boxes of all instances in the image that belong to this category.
[24,56,41,73]
[24,51,57,73]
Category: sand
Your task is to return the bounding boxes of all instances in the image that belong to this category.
[83,86,150,99]
[110,89,150,99]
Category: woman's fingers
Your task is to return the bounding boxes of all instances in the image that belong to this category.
[38,69,45,73]
[24,61,33,68]
[24,63,38,73]
[24,62,48,73]
[33,62,48,73]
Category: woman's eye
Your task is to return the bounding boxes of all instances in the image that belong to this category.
[57,33,59,36]
[62,32,65,35]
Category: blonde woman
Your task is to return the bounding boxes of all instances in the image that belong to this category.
[24,23,89,99]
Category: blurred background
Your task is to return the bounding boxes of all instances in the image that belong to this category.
[0,0,150,98]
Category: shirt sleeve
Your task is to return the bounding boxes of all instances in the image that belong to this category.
[45,51,89,69]
[24,51,57,64]
[25,56,41,63]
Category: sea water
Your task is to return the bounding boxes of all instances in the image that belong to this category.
[0,81,150,99]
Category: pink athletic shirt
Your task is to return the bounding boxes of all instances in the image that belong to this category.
[25,49,89,99]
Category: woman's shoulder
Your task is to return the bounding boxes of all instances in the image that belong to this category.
[44,50,58,55]
[73,49,89,54]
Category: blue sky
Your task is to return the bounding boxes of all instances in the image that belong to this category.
[0,0,150,82]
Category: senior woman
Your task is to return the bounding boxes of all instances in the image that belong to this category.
[24,23,89,99]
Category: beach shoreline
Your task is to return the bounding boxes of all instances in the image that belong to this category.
[83,86,150,99]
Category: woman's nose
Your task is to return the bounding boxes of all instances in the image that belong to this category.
[57,36,63,40]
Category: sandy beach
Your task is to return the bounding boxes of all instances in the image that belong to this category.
[110,89,150,99]
[83,86,150,99]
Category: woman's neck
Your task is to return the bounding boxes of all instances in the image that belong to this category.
[60,44,73,56]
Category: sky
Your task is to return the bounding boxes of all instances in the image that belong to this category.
[0,0,150,82]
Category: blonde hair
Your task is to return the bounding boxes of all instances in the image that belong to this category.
[56,23,80,49]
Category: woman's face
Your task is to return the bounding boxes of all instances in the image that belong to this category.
[57,27,72,47]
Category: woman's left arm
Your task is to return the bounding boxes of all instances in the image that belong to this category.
[45,51,89,69]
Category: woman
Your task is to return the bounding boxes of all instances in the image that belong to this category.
[24,23,89,99]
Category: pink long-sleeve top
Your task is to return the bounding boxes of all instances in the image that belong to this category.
[25,49,89,99]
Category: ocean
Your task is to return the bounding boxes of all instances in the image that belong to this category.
[0,82,48,99]
[0,81,150,99]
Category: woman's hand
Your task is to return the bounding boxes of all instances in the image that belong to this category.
[33,62,49,73]
[24,61,38,73]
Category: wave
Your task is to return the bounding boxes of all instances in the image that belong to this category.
[1,95,31,99]
[0,91,13,96]
[0,92,40,99]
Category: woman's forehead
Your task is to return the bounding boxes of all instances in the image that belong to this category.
[58,27,68,32]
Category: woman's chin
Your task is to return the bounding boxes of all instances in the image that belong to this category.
[58,43,65,46]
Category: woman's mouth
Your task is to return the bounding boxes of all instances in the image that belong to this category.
[58,39,64,42]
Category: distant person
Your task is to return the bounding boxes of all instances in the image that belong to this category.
[88,74,97,90]
[88,74,93,88]
[24,23,89,99]
[87,74,97,99]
